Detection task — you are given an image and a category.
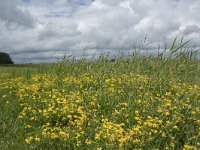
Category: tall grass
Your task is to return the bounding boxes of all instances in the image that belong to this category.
[0,39,200,149]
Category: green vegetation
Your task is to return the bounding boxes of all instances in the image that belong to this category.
[0,41,200,149]
[0,52,14,64]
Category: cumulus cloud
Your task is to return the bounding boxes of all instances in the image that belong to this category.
[0,0,200,63]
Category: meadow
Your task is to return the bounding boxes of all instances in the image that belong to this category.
[0,47,200,149]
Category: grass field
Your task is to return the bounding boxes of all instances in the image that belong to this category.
[0,48,200,149]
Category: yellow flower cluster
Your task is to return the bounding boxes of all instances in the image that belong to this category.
[0,72,199,149]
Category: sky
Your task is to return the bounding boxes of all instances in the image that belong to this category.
[0,0,200,63]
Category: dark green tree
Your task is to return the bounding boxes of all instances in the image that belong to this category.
[0,52,14,64]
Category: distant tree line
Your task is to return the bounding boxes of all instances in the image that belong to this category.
[0,52,14,64]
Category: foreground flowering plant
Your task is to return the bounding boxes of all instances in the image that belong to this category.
[0,71,199,149]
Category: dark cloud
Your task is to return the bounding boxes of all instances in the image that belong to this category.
[182,25,200,35]
[0,0,35,28]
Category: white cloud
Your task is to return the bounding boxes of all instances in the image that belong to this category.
[0,0,200,63]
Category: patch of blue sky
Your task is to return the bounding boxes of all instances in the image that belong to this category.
[22,0,31,3]
[44,11,71,17]
[21,0,55,5]
[44,0,95,18]
[68,0,95,6]
[21,0,94,5]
